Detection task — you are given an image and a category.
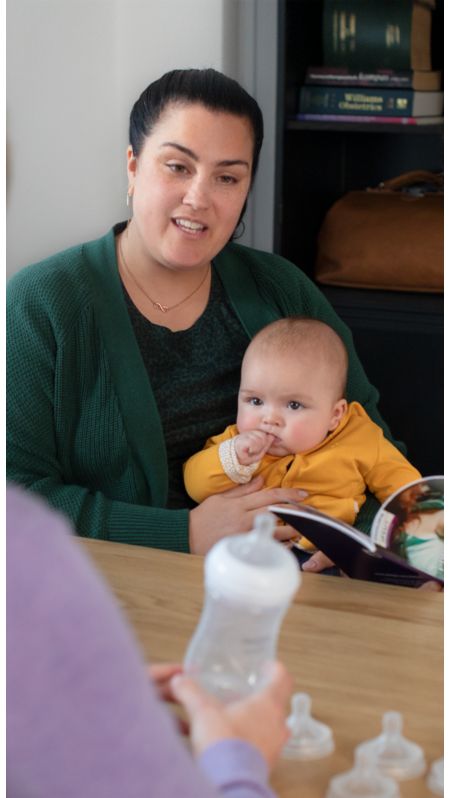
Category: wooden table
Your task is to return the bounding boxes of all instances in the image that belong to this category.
[82,539,443,798]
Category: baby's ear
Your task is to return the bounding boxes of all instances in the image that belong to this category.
[328,399,348,432]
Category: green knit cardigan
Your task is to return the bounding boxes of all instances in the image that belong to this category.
[7,227,396,550]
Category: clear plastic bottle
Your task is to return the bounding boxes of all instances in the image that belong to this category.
[183,514,301,702]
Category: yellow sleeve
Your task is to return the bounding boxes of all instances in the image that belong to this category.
[364,426,421,504]
[183,426,239,504]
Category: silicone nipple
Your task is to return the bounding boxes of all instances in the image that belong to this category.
[326,749,400,798]
[356,711,426,780]
[282,692,335,760]
[427,757,444,796]
[252,512,276,541]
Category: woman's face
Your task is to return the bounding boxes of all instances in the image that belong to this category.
[127,102,254,272]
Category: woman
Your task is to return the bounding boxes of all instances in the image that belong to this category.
[7,484,292,797]
[7,68,396,560]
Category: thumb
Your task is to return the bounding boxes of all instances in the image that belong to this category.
[259,433,275,457]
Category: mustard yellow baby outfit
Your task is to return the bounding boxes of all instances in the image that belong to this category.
[183,402,421,549]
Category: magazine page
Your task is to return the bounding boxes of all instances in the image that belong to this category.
[269,504,381,581]
[270,498,442,587]
[371,476,444,582]
[269,503,377,550]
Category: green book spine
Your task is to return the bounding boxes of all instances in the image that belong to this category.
[304,66,442,91]
[322,0,425,70]
[299,85,414,116]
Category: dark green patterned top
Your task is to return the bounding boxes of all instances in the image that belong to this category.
[123,269,249,509]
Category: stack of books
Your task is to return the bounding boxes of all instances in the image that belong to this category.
[297,0,443,126]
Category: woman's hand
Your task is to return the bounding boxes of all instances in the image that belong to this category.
[148,663,190,733]
[188,475,307,554]
[148,663,184,702]
[170,661,293,769]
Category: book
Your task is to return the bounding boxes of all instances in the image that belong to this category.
[298,86,443,117]
[322,0,434,72]
[294,113,443,126]
[305,66,442,91]
[270,476,444,588]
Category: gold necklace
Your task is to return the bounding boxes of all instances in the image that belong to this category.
[118,232,210,313]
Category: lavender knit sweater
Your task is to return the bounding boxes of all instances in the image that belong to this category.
[7,485,277,798]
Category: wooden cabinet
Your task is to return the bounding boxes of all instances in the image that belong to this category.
[272,0,444,474]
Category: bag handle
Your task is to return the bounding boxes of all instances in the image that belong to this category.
[377,171,443,192]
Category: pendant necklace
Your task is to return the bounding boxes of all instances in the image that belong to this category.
[118,231,210,314]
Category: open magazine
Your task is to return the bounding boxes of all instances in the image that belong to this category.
[270,476,444,587]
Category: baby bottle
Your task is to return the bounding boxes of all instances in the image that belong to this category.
[183,513,301,702]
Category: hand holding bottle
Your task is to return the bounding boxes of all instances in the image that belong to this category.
[171,661,293,769]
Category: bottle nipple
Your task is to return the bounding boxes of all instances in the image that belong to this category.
[252,512,276,542]
[326,749,400,798]
[356,711,426,780]
[427,757,444,795]
[282,692,335,760]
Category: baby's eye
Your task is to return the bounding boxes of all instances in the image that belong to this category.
[248,397,263,406]
[288,401,303,410]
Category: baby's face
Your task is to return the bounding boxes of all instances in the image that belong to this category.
[237,349,346,457]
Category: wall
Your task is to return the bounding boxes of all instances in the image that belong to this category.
[6,0,237,275]
[7,0,279,277]
[222,0,279,254]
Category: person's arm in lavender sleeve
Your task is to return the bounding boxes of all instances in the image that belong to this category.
[7,486,288,798]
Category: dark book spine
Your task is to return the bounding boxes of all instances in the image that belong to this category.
[322,0,418,71]
[299,85,414,116]
[305,67,414,88]
[295,113,432,125]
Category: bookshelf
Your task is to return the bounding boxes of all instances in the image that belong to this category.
[287,119,444,134]
[273,0,443,475]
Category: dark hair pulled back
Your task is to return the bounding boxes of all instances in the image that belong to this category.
[129,68,264,184]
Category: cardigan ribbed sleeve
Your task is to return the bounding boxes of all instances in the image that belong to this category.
[6,247,190,551]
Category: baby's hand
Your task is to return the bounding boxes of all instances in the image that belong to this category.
[234,430,275,466]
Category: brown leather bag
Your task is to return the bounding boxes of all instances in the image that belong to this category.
[315,171,443,293]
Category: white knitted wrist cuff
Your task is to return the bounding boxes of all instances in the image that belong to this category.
[218,438,259,484]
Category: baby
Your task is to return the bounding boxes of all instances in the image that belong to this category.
[184,317,421,549]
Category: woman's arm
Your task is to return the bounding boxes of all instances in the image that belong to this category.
[6,270,191,550]
[7,486,290,798]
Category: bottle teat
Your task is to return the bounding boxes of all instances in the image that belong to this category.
[282,692,335,760]
[253,512,276,539]
[239,513,276,554]
[427,757,444,796]
[204,512,300,607]
[326,749,400,798]
[355,711,426,780]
